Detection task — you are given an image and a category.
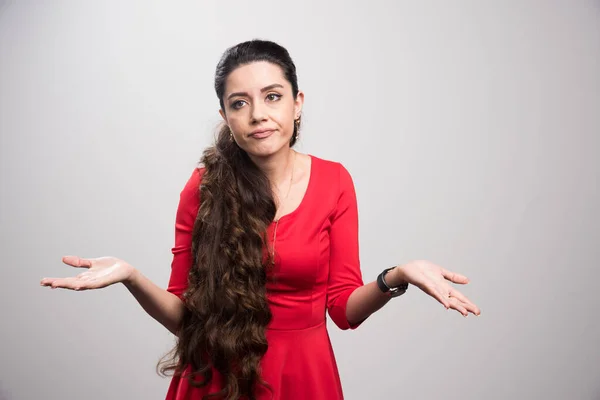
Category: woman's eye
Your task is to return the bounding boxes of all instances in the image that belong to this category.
[232,100,245,109]
[266,93,281,101]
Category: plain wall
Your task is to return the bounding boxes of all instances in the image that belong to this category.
[1,1,599,399]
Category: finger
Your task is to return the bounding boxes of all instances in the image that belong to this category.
[455,298,480,316]
[448,297,469,317]
[419,283,450,309]
[44,276,100,291]
[448,288,481,315]
[440,267,469,284]
[47,277,80,290]
[62,255,93,269]
[40,277,58,286]
[435,287,452,309]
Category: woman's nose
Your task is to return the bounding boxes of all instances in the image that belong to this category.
[250,103,267,123]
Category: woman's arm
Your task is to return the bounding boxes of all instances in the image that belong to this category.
[345,280,394,326]
[124,168,203,335]
[123,268,185,335]
[41,170,202,335]
[41,255,187,335]
[328,161,480,326]
[343,265,410,325]
[346,261,481,324]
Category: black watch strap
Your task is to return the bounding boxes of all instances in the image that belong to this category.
[377,267,408,298]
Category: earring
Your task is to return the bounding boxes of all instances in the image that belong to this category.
[293,118,300,140]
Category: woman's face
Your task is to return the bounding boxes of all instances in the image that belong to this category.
[219,61,304,158]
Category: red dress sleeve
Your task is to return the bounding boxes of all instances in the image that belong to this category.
[326,163,366,330]
[166,168,203,300]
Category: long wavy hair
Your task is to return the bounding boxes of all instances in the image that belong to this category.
[157,39,302,400]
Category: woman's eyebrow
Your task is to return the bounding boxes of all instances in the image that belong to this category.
[227,83,284,100]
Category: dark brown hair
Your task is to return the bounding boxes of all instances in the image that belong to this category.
[158,39,302,400]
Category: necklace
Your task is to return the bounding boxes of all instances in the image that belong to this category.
[271,150,296,264]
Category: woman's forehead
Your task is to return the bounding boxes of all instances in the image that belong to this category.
[225,61,289,95]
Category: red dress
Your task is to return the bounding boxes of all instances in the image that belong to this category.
[165,155,366,400]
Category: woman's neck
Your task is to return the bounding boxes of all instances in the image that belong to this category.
[250,147,296,187]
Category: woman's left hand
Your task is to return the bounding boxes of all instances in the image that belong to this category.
[388,260,481,317]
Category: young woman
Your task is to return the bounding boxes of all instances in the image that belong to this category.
[40,39,481,400]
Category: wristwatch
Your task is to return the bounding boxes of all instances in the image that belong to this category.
[377,267,408,298]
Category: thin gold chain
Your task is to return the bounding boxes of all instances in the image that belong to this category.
[271,150,296,264]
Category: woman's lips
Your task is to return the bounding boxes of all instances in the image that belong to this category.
[250,130,274,139]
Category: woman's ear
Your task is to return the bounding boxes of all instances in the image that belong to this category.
[294,91,305,119]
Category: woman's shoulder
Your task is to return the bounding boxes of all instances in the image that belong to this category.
[309,154,354,182]
[309,154,348,173]
[185,166,205,185]
[306,154,357,217]
[177,165,205,202]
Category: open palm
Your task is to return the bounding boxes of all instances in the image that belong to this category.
[40,256,134,291]
[397,260,481,316]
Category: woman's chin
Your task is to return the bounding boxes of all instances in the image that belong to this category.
[243,141,290,158]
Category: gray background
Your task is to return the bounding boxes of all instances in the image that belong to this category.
[1,1,599,399]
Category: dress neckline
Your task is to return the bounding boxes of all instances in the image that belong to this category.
[271,154,315,224]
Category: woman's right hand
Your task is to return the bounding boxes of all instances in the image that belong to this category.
[40,256,135,291]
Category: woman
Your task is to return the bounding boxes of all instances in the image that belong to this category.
[40,39,481,400]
